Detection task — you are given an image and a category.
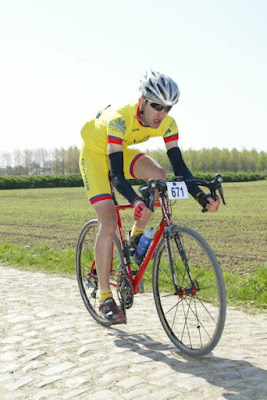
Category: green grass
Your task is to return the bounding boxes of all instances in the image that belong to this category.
[224,265,267,309]
[0,242,75,276]
[0,181,266,310]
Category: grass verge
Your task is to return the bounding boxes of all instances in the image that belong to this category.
[0,242,266,311]
[0,242,75,277]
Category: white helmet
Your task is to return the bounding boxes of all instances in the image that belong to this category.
[140,70,180,106]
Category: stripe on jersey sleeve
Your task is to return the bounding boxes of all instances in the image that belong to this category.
[108,135,123,145]
[164,133,179,143]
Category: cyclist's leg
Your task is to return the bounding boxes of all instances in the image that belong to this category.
[92,199,118,292]
[80,145,116,290]
[131,153,166,182]
[93,201,125,323]
[79,145,125,323]
[124,149,166,229]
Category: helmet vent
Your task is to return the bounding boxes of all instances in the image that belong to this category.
[140,69,180,106]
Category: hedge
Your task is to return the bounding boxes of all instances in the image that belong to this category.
[0,174,84,189]
[0,173,266,190]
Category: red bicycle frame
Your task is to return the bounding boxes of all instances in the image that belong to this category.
[88,181,175,295]
[113,192,173,295]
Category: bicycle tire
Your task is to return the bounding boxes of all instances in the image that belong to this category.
[152,225,226,357]
[76,219,124,327]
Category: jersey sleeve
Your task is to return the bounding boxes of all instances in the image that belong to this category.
[107,110,127,146]
[163,119,179,143]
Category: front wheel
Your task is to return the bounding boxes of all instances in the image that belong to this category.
[76,219,124,327]
[153,225,226,357]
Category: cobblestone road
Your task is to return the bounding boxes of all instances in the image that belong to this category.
[0,266,266,400]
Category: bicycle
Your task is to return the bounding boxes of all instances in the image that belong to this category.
[76,174,227,357]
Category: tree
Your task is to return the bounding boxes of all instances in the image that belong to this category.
[13,149,24,175]
[257,151,267,172]
[22,149,33,175]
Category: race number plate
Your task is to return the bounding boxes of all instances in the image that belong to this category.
[167,181,189,200]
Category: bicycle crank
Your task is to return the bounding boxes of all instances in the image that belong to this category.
[118,277,134,310]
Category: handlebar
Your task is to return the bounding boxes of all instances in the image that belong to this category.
[139,173,226,212]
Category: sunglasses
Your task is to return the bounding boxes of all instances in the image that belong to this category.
[149,102,172,113]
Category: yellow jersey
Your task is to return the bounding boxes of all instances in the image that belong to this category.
[81,103,179,153]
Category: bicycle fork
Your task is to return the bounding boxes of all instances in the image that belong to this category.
[164,229,198,298]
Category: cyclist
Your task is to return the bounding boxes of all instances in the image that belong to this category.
[79,70,220,324]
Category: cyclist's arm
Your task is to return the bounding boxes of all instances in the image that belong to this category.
[165,141,220,211]
[165,140,203,199]
[108,143,138,205]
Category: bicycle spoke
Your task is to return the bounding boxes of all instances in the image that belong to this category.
[181,297,193,348]
[182,296,214,340]
[193,297,203,348]
[164,296,184,314]
[171,300,180,331]
[194,295,218,324]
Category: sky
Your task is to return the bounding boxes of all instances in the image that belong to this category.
[0,0,267,154]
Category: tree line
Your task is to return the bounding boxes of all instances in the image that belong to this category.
[0,146,80,176]
[148,147,267,174]
[0,146,266,176]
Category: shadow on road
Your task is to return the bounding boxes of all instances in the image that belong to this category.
[111,328,266,400]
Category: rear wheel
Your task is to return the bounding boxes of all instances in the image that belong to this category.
[76,219,124,326]
[153,225,226,357]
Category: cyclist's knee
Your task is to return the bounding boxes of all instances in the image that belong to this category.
[99,218,117,237]
[93,200,117,237]
[97,211,117,237]
[153,166,166,181]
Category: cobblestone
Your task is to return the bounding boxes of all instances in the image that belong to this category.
[0,266,266,399]
[116,376,145,389]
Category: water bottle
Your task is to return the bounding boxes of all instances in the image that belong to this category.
[134,227,155,265]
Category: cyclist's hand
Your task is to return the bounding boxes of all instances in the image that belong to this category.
[206,196,220,212]
[133,200,147,220]
[197,193,220,212]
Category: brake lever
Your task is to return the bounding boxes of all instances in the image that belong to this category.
[218,185,226,205]
[201,174,226,212]
[149,188,155,212]
[147,179,157,212]
[214,174,226,205]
